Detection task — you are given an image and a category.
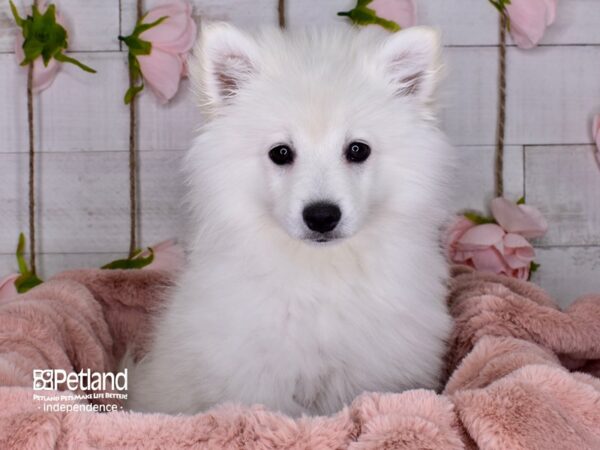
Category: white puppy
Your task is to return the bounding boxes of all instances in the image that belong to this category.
[127,23,454,417]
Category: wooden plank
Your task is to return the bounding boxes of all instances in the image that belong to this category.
[443,46,600,147]
[0,54,30,153]
[531,246,600,308]
[3,0,596,53]
[525,145,600,247]
[450,146,523,214]
[0,53,130,153]
[0,151,186,254]
[0,52,200,154]
[38,53,130,152]
[0,144,526,255]
[273,0,600,47]
[0,48,499,154]
[0,0,120,52]
[286,0,498,46]
[138,151,189,247]
[5,35,596,154]
[418,0,499,46]
[137,78,201,151]
[120,0,278,36]
[285,0,353,28]
[39,45,502,153]
[542,0,600,45]
[506,46,600,146]
[440,47,498,146]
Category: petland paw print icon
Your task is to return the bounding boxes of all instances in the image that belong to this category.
[32,369,54,390]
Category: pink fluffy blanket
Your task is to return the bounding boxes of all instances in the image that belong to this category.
[1,267,599,450]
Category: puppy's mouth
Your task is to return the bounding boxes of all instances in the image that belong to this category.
[304,232,342,245]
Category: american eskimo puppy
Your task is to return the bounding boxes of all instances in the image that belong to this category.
[127,23,454,417]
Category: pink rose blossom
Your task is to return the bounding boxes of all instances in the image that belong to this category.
[444,215,475,254]
[505,0,557,49]
[13,3,65,93]
[0,274,19,302]
[502,233,535,279]
[593,114,600,168]
[140,239,185,275]
[446,198,547,280]
[136,0,197,103]
[448,222,535,280]
[369,0,417,29]
[490,197,548,238]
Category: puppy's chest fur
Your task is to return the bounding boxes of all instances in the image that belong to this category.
[158,244,451,416]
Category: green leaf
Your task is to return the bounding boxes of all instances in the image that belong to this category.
[463,212,497,225]
[337,0,401,32]
[16,233,28,275]
[15,272,43,294]
[124,83,144,104]
[133,15,168,37]
[13,233,44,294]
[530,261,540,273]
[488,0,512,12]
[118,15,168,57]
[516,196,525,205]
[102,248,154,270]
[41,44,58,66]
[9,1,95,75]
[487,0,504,14]
[119,34,152,56]
[123,53,144,103]
[488,0,512,30]
[527,261,540,281]
[373,16,401,33]
[118,14,170,103]
[54,51,97,73]
[19,38,43,65]
[9,0,23,26]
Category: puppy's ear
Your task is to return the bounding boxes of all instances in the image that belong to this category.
[376,27,441,104]
[190,22,259,112]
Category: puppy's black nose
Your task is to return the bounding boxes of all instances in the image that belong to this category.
[303,202,341,233]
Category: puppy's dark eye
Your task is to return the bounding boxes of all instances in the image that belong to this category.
[345,141,371,163]
[269,145,294,165]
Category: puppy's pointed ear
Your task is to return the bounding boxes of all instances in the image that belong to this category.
[190,22,259,112]
[376,27,441,104]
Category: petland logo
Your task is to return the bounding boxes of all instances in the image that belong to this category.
[33,369,128,392]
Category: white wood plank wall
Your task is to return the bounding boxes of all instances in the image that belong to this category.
[1,0,599,307]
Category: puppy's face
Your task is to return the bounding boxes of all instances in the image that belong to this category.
[190,24,444,245]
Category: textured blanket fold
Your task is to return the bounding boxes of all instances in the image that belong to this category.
[0,266,599,449]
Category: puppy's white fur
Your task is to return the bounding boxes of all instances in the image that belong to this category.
[127,23,455,417]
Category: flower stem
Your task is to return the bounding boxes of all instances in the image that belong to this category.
[128,0,143,258]
[495,12,507,198]
[278,0,286,28]
[27,61,36,275]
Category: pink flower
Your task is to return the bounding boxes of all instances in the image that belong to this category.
[0,274,19,302]
[446,197,547,280]
[444,216,475,254]
[369,0,417,29]
[593,115,600,167]
[448,222,535,280]
[502,233,535,279]
[490,197,548,238]
[13,3,65,93]
[140,239,185,275]
[505,0,557,49]
[136,0,197,103]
